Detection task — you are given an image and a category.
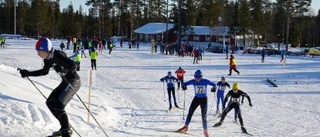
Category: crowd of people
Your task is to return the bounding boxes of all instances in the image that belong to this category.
[16,36,252,137]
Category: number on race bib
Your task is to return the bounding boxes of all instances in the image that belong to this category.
[196,86,205,93]
[219,86,226,91]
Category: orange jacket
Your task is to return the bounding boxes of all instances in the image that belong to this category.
[175,69,185,79]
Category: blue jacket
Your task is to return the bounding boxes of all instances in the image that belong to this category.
[160,76,178,88]
[216,81,230,92]
[183,78,216,98]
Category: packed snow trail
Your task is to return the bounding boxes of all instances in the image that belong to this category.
[0,39,320,136]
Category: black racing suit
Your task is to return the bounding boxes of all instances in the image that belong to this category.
[25,50,81,130]
[218,89,251,127]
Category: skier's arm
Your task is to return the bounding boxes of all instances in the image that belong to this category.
[226,82,230,89]
[241,95,245,104]
[240,90,252,106]
[160,77,166,82]
[54,51,77,74]
[182,80,194,90]
[20,59,52,77]
[174,77,179,82]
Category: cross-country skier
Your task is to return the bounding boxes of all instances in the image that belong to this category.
[175,67,185,90]
[18,38,80,137]
[228,54,240,76]
[213,83,252,134]
[69,50,81,71]
[214,76,230,115]
[90,48,98,70]
[160,71,180,110]
[177,70,216,137]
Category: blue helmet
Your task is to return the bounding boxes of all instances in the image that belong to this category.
[194,70,202,77]
[221,76,225,80]
[167,71,172,76]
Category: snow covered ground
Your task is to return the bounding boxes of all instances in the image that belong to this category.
[0,39,320,137]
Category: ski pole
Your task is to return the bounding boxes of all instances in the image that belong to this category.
[177,87,180,103]
[60,74,109,137]
[176,80,180,103]
[182,89,186,120]
[20,73,81,137]
[213,91,217,115]
[163,81,166,102]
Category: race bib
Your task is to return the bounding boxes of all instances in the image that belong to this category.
[231,97,239,102]
[195,85,205,94]
[218,86,226,91]
[167,79,174,83]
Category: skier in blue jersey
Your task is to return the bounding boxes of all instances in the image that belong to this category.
[214,76,230,115]
[177,70,216,137]
[160,71,179,110]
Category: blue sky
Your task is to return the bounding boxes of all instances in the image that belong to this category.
[60,0,320,15]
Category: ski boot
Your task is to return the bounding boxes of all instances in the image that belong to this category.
[169,104,172,110]
[51,128,72,137]
[241,126,247,134]
[177,125,188,133]
[213,122,222,127]
[174,103,179,108]
[203,129,209,137]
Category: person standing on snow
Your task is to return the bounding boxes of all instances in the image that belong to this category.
[178,70,216,137]
[198,48,204,62]
[228,54,240,76]
[160,71,180,110]
[213,76,230,115]
[213,83,252,134]
[69,50,81,71]
[175,67,186,90]
[261,47,266,63]
[90,48,98,70]
[280,49,286,62]
[193,49,200,64]
[107,39,114,54]
[60,41,65,51]
[18,38,80,137]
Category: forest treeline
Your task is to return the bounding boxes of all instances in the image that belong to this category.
[0,0,319,47]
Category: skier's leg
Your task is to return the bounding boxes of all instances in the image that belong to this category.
[167,89,172,109]
[185,97,200,125]
[200,98,208,130]
[172,88,179,107]
[219,103,235,123]
[216,91,221,112]
[93,59,97,70]
[46,79,80,134]
[221,93,225,110]
[91,60,94,70]
[235,69,240,75]
[236,105,244,126]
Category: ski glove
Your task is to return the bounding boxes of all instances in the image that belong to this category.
[19,69,29,78]
[182,85,187,90]
[211,87,216,92]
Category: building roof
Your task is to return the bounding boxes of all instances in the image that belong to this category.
[134,23,175,34]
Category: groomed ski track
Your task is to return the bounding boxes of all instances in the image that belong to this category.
[0,40,320,136]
